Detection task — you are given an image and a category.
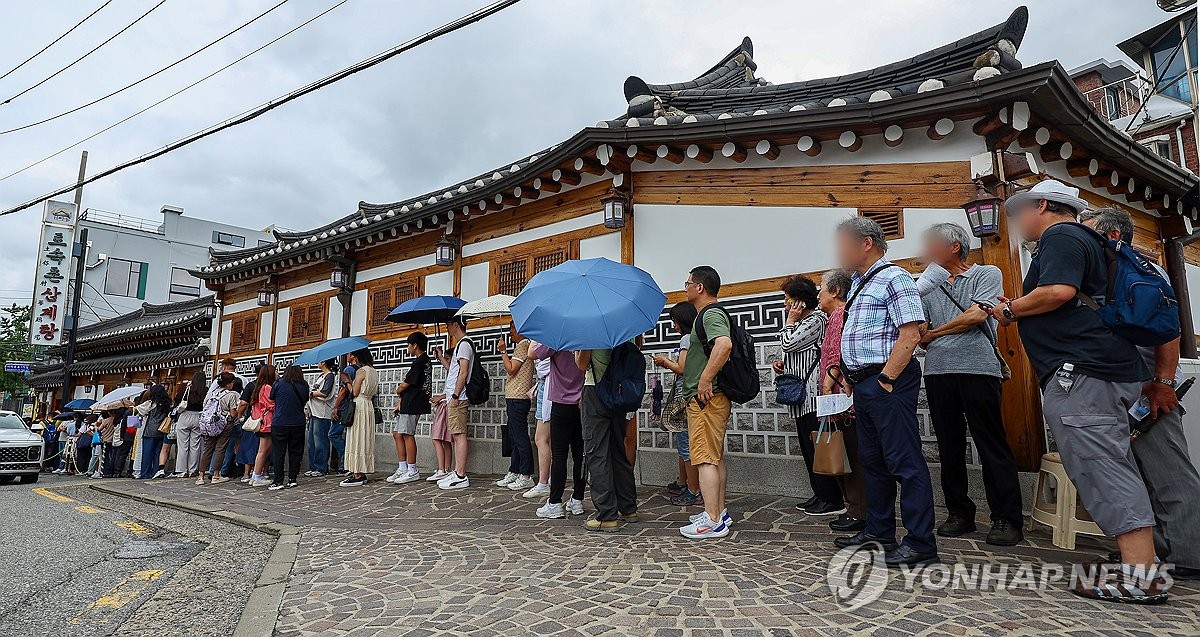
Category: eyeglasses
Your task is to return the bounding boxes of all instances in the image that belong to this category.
[683,280,697,289]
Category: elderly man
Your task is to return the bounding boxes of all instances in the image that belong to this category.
[988,179,1167,604]
[918,223,1023,546]
[1080,207,1200,581]
[833,216,937,568]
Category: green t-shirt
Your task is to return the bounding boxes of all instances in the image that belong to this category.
[683,306,730,398]
[584,348,611,386]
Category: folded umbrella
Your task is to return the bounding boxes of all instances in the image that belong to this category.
[510,257,666,351]
[94,385,148,407]
[455,294,515,320]
[293,335,372,366]
[386,295,466,324]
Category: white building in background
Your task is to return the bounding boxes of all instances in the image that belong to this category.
[76,205,272,325]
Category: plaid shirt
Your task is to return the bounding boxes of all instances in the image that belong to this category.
[841,258,925,370]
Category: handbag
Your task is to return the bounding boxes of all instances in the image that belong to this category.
[338,399,356,428]
[658,378,689,433]
[811,417,851,476]
[935,285,1012,381]
[775,355,820,406]
[241,413,262,432]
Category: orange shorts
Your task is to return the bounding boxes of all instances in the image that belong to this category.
[686,393,731,465]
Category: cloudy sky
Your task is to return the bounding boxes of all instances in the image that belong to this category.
[0,0,1171,311]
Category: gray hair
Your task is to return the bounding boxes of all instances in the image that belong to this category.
[1078,207,1133,244]
[820,269,853,301]
[837,216,888,253]
[923,222,971,261]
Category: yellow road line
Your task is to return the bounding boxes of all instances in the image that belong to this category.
[32,487,73,503]
[74,505,103,514]
[113,520,155,536]
[69,570,165,624]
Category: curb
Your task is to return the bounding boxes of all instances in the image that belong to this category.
[89,483,297,637]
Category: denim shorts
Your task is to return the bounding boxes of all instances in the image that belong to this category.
[674,430,690,460]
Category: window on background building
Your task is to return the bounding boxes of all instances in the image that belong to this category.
[258,239,273,247]
[1150,20,1193,104]
[367,277,422,333]
[212,231,246,248]
[169,267,201,302]
[1148,139,1173,161]
[104,258,147,299]
[858,209,905,240]
[492,245,571,297]
[1104,88,1118,120]
[288,298,327,344]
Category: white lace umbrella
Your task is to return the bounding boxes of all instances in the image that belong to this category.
[455,294,515,319]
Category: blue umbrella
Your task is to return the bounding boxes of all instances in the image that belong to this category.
[386,295,466,324]
[63,398,95,411]
[511,257,666,350]
[293,336,372,366]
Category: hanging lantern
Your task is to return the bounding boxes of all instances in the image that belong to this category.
[203,303,218,320]
[435,234,457,267]
[256,280,275,307]
[330,263,349,289]
[602,189,630,229]
[961,179,1003,238]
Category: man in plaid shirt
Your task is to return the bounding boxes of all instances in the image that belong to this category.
[833,216,938,568]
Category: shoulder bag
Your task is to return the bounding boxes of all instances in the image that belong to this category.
[936,284,1012,381]
[775,355,820,406]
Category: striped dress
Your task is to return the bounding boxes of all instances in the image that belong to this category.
[778,309,827,418]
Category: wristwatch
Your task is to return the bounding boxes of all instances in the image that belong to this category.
[878,372,896,386]
[1001,302,1018,321]
[1153,377,1178,388]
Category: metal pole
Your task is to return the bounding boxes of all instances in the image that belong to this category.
[58,151,88,405]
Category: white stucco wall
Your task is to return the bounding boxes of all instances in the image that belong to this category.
[424,269,454,296]
[460,263,489,301]
[274,307,290,347]
[257,311,273,349]
[580,232,622,261]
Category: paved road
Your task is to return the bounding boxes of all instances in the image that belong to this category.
[0,474,273,637]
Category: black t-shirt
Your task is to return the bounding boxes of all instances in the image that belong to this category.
[398,354,432,415]
[1017,222,1148,386]
[240,382,256,405]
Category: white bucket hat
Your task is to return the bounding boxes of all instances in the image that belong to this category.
[1004,179,1088,214]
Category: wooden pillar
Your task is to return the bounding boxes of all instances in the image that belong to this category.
[984,180,1045,471]
[621,175,635,265]
[1165,238,1197,358]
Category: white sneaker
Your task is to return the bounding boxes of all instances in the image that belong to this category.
[566,498,585,516]
[239,476,251,483]
[151,470,166,479]
[395,471,420,484]
[508,475,536,491]
[267,482,286,491]
[680,511,730,539]
[689,509,734,527]
[385,469,404,483]
[250,476,273,487]
[522,483,550,499]
[426,470,449,482]
[438,473,469,490]
[495,472,517,487]
[536,501,565,519]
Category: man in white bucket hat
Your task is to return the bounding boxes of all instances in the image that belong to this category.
[985,179,1167,604]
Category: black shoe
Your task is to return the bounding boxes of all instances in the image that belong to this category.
[802,499,848,516]
[985,518,1023,546]
[834,530,898,551]
[937,514,977,537]
[1172,566,1200,580]
[829,514,867,533]
[883,544,939,568]
[795,495,819,512]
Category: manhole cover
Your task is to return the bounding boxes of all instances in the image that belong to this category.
[114,540,197,559]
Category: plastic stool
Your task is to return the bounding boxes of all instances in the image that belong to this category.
[1028,452,1104,550]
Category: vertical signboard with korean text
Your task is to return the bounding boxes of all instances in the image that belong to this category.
[29,201,76,345]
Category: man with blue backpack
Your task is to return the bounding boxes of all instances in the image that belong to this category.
[575,343,643,532]
[991,179,1170,604]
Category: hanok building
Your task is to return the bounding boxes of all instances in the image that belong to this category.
[192,7,1199,492]
[28,296,218,411]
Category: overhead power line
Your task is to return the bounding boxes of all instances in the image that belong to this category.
[0,0,115,82]
[0,0,290,135]
[2,0,168,106]
[0,0,523,216]
[0,0,348,182]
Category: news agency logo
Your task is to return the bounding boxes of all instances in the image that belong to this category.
[826,542,888,610]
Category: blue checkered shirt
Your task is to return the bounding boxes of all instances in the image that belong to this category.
[841,258,925,370]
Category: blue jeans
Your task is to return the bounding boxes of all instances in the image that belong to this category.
[308,417,332,473]
[328,421,346,470]
[219,437,237,476]
[140,437,165,478]
[674,431,690,460]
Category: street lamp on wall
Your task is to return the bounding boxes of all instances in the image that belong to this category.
[203,303,218,320]
[602,189,630,229]
[256,278,275,307]
[961,179,1003,238]
[435,234,458,267]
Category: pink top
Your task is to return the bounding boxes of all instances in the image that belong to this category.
[819,306,846,394]
[531,343,584,405]
[251,383,274,432]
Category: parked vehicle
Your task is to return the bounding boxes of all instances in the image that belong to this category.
[0,412,44,484]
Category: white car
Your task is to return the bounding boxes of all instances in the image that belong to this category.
[0,412,44,484]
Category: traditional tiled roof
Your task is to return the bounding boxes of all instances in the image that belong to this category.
[48,295,215,353]
[192,6,1198,283]
[27,343,211,388]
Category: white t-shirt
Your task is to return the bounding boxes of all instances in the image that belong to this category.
[443,339,474,400]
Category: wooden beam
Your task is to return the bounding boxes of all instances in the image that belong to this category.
[656,144,685,164]
[533,177,559,194]
[796,136,821,157]
[926,117,955,140]
[494,191,519,207]
[838,130,863,152]
[1039,141,1074,164]
[972,113,1007,137]
[573,156,604,175]
[720,141,748,163]
[514,185,538,200]
[883,125,904,147]
[1017,126,1052,148]
[685,143,714,163]
[1065,158,1098,177]
[754,139,781,160]
[553,168,582,186]
[625,145,657,163]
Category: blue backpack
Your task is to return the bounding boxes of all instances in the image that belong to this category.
[1071,223,1180,347]
[594,342,647,413]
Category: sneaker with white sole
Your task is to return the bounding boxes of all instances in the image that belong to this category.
[438,473,469,490]
[522,483,550,498]
[495,472,517,487]
[508,475,536,491]
[426,470,450,482]
[690,509,734,528]
[395,471,420,484]
[267,482,286,491]
[250,476,273,487]
[566,498,585,516]
[211,476,230,485]
[151,470,166,479]
[385,469,405,483]
[239,476,251,483]
[680,511,730,539]
[536,501,565,519]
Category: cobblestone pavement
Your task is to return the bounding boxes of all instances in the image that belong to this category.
[100,473,1200,636]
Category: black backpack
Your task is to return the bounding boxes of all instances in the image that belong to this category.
[593,341,647,413]
[462,339,491,406]
[694,304,760,404]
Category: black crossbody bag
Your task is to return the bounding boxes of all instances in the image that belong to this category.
[935,284,1012,381]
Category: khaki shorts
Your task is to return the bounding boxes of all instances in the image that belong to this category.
[686,393,731,465]
[447,400,470,436]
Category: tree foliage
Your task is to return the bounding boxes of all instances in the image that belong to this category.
[0,304,37,398]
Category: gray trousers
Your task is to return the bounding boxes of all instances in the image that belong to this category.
[580,386,637,522]
[1130,406,1200,569]
[1041,372,1155,537]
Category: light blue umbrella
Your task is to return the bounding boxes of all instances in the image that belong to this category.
[511,257,666,350]
[293,336,372,366]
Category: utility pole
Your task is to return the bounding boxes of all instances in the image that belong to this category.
[59,151,88,405]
